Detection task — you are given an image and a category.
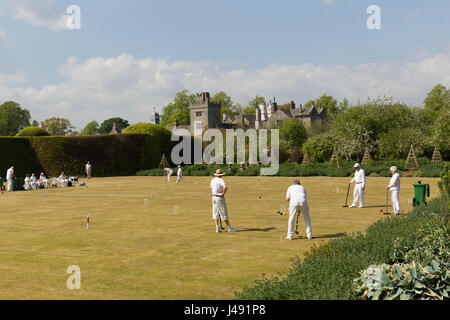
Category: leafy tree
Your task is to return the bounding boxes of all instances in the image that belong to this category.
[81,120,100,135]
[98,117,130,134]
[0,101,31,136]
[211,91,242,117]
[377,127,433,160]
[161,90,195,126]
[304,94,338,118]
[279,118,308,151]
[248,95,265,109]
[302,132,335,162]
[40,117,75,136]
[31,120,39,127]
[424,84,449,119]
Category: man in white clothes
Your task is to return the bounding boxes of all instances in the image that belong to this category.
[164,168,173,182]
[85,161,92,179]
[176,165,184,183]
[210,169,237,233]
[285,179,313,240]
[386,166,401,215]
[6,166,14,191]
[349,163,366,208]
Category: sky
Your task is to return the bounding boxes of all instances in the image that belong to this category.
[0,0,449,130]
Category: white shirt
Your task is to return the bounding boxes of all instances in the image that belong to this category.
[40,175,47,181]
[350,169,366,187]
[30,176,37,182]
[177,168,182,176]
[210,177,226,196]
[58,175,67,180]
[86,164,92,170]
[168,169,173,175]
[286,185,307,206]
[388,173,400,191]
[6,168,14,179]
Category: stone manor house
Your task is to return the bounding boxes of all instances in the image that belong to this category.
[157,92,326,132]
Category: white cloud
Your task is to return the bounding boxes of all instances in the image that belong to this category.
[5,0,67,30]
[0,53,449,130]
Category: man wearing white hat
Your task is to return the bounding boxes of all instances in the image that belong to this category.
[210,169,237,233]
[386,166,400,215]
[348,163,366,208]
[176,165,184,183]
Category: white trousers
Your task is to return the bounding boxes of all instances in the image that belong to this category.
[391,189,400,214]
[176,175,184,183]
[7,178,13,191]
[167,174,171,182]
[287,204,312,239]
[352,184,364,207]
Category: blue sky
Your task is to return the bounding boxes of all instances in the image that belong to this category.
[0,0,449,129]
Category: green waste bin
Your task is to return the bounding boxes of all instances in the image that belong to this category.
[412,181,430,206]
[12,178,25,191]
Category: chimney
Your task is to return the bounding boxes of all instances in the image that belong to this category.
[290,101,295,110]
[299,104,303,113]
[174,119,179,128]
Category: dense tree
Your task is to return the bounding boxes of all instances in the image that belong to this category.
[304,94,339,118]
[302,132,335,162]
[424,84,449,119]
[161,90,195,127]
[211,91,242,117]
[279,118,308,151]
[81,120,100,135]
[0,101,31,136]
[40,117,75,136]
[98,117,130,134]
[248,95,265,109]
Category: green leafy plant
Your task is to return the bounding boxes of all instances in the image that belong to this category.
[353,261,449,300]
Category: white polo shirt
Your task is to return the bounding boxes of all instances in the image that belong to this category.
[210,177,226,196]
[286,184,307,206]
[350,169,366,186]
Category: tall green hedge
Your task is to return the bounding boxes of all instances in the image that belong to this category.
[0,133,168,178]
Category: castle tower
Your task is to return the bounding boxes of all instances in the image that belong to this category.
[189,92,221,133]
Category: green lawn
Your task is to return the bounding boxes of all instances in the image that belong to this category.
[0,176,439,299]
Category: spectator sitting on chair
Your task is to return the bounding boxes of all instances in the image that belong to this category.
[58,172,68,187]
[30,173,39,189]
[39,173,50,188]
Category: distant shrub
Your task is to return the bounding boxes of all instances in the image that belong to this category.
[136,168,164,176]
[15,126,50,137]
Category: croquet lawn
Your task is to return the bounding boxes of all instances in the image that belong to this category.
[0,176,440,299]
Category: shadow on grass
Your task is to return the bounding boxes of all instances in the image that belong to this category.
[363,205,391,208]
[291,232,347,240]
[238,227,276,232]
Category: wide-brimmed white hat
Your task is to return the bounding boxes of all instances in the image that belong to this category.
[354,163,360,168]
[214,169,226,176]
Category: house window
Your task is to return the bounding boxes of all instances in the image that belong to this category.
[195,111,202,117]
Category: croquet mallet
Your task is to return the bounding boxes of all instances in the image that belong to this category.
[380,188,391,215]
[342,184,350,207]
